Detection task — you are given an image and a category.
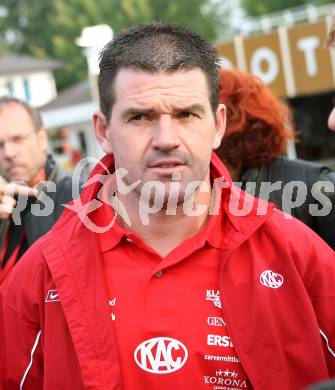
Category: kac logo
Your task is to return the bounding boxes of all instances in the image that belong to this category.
[206,290,222,309]
[134,337,188,374]
[260,270,284,289]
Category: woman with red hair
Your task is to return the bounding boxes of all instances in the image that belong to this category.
[217,68,335,249]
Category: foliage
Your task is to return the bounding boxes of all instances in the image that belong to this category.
[0,0,228,90]
[241,0,333,17]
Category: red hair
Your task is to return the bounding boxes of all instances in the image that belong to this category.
[217,68,294,169]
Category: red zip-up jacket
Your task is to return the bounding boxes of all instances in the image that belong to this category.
[1,153,335,389]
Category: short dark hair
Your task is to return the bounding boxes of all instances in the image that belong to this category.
[0,96,43,131]
[98,21,220,122]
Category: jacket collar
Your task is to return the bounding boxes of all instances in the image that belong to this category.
[61,151,275,252]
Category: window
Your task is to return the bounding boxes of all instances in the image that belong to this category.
[6,80,14,95]
[23,78,31,102]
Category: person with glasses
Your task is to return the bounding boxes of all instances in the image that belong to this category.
[0,97,78,284]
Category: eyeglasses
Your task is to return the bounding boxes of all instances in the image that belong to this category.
[0,131,36,149]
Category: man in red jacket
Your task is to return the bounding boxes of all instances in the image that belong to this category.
[1,22,335,390]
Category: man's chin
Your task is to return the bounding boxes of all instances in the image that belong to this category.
[138,184,186,209]
[6,172,29,184]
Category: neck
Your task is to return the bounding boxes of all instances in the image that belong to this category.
[116,181,212,257]
[28,168,46,187]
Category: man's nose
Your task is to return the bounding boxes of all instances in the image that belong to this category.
[151,115,181,151]
[3,142,17,158]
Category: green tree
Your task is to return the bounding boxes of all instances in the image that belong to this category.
[241,0,333,17]
[0,0,228,90]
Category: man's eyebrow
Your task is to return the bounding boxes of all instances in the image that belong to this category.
[173,104,206,114]
[121,104,206,119]
[121,108,149,120]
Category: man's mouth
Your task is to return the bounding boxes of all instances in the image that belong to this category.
[149,160,185,168]
[148,160,186,175]
[9,166,23,173]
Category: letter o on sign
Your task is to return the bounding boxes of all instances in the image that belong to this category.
[250,47,279,85]
[134,337,188,374]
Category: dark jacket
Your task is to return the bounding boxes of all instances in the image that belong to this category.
[239,156,335,249]
[0,154,78,256]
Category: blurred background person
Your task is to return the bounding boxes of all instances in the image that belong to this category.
[328,106,335,132]
[0,97,78,284]
[217,68,335,249]
[327,22,335,132]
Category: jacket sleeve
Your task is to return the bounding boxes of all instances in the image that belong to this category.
[311,168,335,250]
[301,230,335,376]
[0,246,44,389]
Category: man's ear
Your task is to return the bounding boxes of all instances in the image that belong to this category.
[92,111,113,154]
[212,104,226,150]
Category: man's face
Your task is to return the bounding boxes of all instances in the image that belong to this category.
[94,69,226,203]
[328,106,335,132]
[0,103,47,183]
